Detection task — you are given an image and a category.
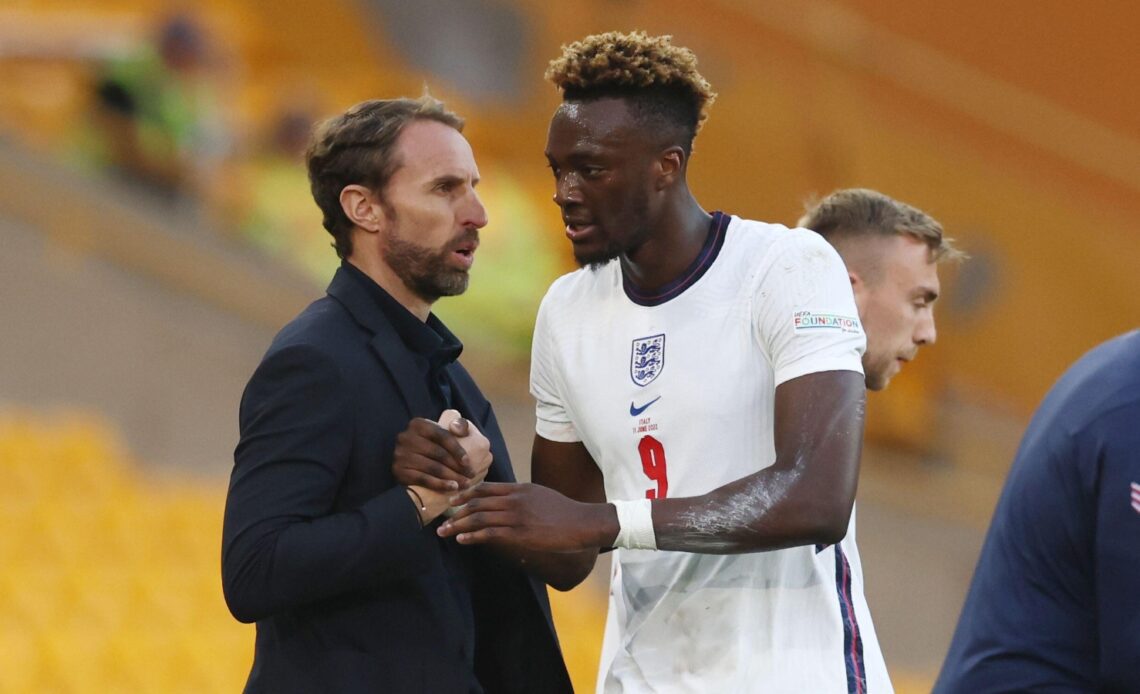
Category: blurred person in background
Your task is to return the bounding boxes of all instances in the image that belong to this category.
[229,107,339,282]
[400,31,889,692]
[221,96,572,693]
[798,187,964,392]
[934,330,1140,693]
[85,14,228,201]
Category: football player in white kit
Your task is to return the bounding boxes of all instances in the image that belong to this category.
[797,188,962,394]
[394,30,962,694]
[399,180,963,692]
[429,31,890,693]
[390,52,964,688]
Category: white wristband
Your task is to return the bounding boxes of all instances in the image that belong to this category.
[612,499,657,550]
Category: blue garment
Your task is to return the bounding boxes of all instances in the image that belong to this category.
[341,263,481,693]
[222,266,572,693]
[935,330,1140,693]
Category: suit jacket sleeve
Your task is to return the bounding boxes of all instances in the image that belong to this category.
[222,343,435,623]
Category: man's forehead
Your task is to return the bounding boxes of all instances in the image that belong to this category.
[882,233,938,265]
[395,121,477,175]
[851,233,939,290]
[892,237,942,295]
[548,98,641,148]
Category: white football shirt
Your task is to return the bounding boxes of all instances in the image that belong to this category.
[531,213,892,693]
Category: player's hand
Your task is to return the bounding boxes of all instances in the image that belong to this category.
[437,482,597,553]
[449,411,493,484]
[393,410,489,492]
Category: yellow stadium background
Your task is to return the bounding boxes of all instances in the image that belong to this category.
[0,1,1136,692]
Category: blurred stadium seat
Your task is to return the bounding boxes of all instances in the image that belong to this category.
[0,412,616,692]
[0,412,251,691]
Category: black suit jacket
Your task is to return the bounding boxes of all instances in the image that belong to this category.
[222,267,572,693]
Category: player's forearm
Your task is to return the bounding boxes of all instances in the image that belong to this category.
[495,546,600,591]
[634,370,864,554]
[648,466,855,553]
[439,483,619,564]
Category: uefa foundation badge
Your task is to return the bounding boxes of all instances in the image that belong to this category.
[792,310,861,334]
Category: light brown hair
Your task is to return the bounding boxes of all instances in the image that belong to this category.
[306,96,464,259]
[798,188,965,263]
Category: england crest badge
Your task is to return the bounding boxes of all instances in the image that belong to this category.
[631,334,665,386]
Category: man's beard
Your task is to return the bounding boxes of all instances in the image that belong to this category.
[385,225,476,303]
[578,230,648,272]
[574,192,651,272]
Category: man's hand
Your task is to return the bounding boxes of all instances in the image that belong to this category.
[393,410,492,493]
[446,410,493,485]
[437,482,616,553]
[406,484,452,526]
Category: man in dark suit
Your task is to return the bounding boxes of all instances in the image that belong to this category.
[221,96,573,693]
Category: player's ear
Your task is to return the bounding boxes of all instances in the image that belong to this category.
[848,269,871,313]
[340,184,384,234]
[654,146,686,190]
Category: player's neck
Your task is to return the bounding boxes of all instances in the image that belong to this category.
[621,194,711,291]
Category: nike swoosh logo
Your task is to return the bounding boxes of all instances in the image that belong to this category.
[629,396,661,416]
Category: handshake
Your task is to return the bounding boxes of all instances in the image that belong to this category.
[395,410,593,554]
[394,409,493,527]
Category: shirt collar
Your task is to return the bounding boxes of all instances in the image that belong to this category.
[342,261,463,367]
[622,211,729,306]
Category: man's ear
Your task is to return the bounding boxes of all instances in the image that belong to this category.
[340,184,383,233]
[848,268,871,314]
[654,146,686,190]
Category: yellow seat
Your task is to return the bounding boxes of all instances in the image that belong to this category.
[0,613,42,692]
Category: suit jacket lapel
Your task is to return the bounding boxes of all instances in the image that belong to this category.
[447,375,516,484]
[368,333,436,420]
[327,267,436,419]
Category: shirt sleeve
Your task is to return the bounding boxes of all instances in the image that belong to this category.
[530,290,581,443]
[752,229,866,386]
[222,343,435,623]
[1093,403,1140,686]
[934,414,1099,691]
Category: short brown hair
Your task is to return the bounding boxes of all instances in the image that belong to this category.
[545,31,717,154]
[306,96,464,259]
[798,188,965,263]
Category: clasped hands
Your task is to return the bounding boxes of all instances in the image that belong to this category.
[395,409,492,526]
[392,411,597,552]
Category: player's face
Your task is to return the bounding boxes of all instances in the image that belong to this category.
[854,235,940,391]
[545,98,659,269]
[379,120,487,301]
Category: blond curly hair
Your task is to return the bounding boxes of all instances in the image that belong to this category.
[546,31,717,149]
